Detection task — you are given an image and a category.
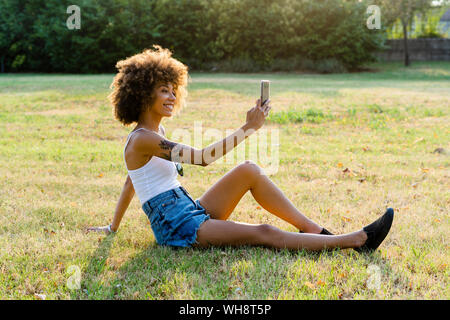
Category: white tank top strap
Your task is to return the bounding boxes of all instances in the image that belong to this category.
[123,128,147,168]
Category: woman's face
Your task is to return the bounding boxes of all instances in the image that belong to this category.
[150,82,176,117]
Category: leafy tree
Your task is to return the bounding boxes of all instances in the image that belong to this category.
[1,0,386,73]
[376,0,436,66]
[0,0,32,72]
[151,0,222,68]
[209,0,287,66]
[1,0,160,73]
[281,0,384,70]
[210,0,384,70]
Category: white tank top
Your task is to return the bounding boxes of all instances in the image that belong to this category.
[124,128,181,205]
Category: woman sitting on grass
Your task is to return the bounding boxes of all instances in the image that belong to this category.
[88,46,393,253]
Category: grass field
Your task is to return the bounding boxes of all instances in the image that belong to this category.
[0,62,449,300]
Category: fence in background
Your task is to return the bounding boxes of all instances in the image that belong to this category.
[377,38,450,61]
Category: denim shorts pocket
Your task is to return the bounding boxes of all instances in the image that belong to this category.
[157,196,178,216]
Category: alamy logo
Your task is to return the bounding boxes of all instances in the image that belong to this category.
[170,121,279,175]
[366,5,381,30]
[67,5,81,30]
[66,265,81,290]
[366,264,381,291]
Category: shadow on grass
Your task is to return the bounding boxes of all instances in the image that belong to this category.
[351,249,411,297]
[76,241,313,299]
[71,233,117,299]
[102,244,243,299]
[73,213,399,300]
[76,238,399,300]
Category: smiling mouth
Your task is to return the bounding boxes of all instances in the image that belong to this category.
[163,104,174,111]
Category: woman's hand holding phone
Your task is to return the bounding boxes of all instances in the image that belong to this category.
[246,98,271,131]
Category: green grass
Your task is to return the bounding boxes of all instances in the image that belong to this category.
[0,61,449,300]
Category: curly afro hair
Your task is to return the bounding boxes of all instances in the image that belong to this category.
[109,45,189,125]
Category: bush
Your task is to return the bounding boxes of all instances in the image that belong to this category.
[214,56,261,73]
[204,56,346,73]
[207,0,383,71]
[0,0,161,73]
[151,0,223,67]
[314,59,348,74]
[267,57,301,72]
[282,0,384,70]
[416,32,444,39]
[1,0,385,73]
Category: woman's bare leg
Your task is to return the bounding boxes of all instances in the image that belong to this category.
[194,219,367,250]
[198,160,323,233]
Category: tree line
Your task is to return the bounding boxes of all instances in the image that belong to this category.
[0,0,433,73]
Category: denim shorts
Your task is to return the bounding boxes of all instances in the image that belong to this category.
[142,186,210,248]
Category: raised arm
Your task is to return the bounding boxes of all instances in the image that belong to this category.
[133,99,271,166]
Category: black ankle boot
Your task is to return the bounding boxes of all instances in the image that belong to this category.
[354,208,394,253]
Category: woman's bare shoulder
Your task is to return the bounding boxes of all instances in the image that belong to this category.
[130,126,166,147]
[131,127,165,138]
[124,129,159,169]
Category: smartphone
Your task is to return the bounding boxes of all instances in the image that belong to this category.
[260,80,270,106]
